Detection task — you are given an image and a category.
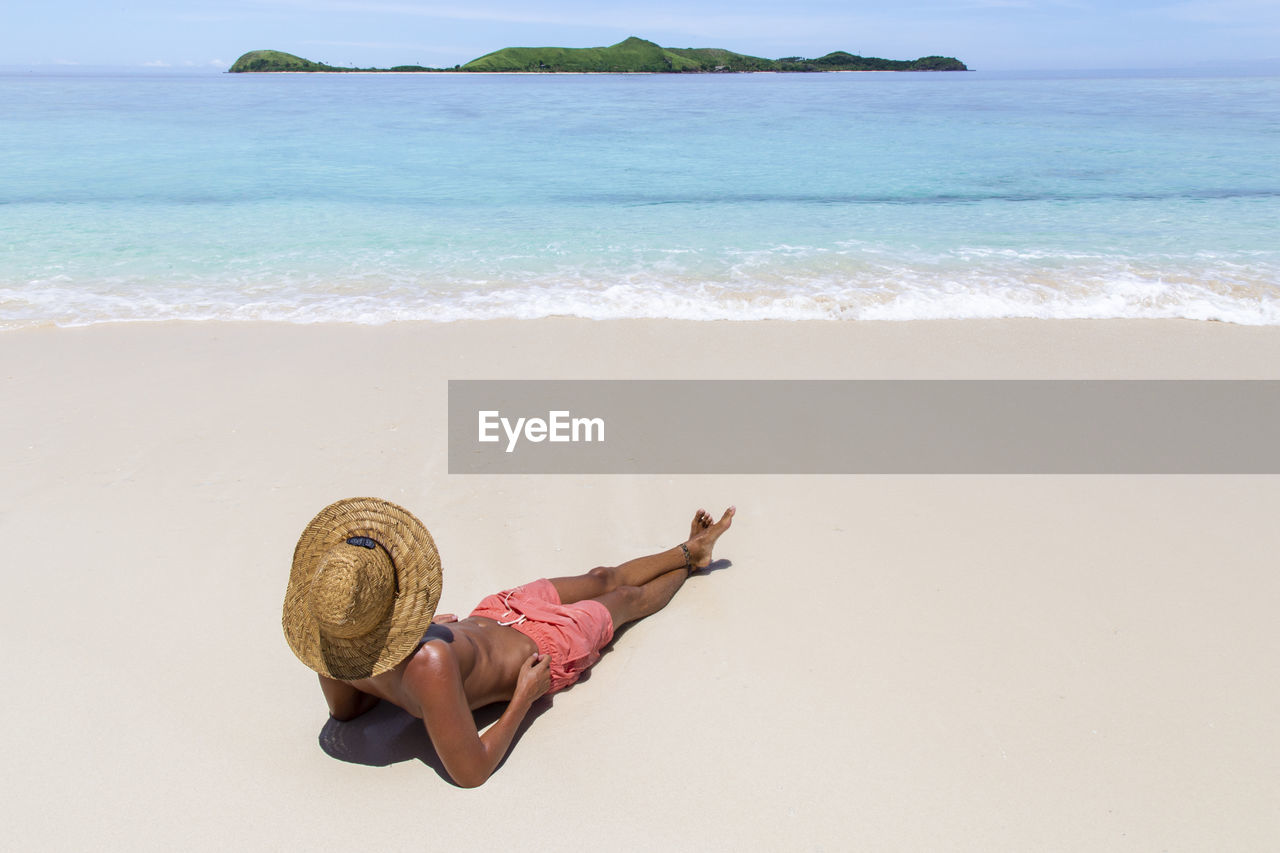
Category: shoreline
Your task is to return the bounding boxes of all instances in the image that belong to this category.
[6,317,1280,377]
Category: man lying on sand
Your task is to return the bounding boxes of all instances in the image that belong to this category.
[283,497,734,787]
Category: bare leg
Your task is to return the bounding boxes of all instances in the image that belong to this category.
[549,506,735,628]
[595,567,689,629]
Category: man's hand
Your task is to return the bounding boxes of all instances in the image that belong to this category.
[514,652,551,706]
[432,613,458,624]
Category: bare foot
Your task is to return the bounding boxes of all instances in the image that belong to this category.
[689,508,714,541]
[684,506,735,570]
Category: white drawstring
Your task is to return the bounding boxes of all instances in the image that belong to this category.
[496,588,526,626]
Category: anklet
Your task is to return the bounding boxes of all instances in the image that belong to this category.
[680,543,694,570]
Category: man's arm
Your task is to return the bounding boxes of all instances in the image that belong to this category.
[405,644,550,788]
[318,674,380,721]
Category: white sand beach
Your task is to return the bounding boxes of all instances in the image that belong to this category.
[2,318,1279,850]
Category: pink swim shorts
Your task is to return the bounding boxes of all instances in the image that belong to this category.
[470,578,615,694]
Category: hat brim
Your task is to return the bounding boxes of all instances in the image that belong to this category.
[284,497,442,679]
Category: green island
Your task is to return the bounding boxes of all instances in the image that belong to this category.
[229,38,967,74]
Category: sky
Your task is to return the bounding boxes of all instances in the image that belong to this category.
[4,0,1279,71]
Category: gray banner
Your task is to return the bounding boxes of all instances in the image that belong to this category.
[448,380,1280,474]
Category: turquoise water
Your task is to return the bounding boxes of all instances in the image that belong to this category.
[2,69,1278,326]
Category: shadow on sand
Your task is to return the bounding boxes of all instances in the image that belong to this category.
[318,697,553,785]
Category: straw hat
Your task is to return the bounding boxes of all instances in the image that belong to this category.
[283,497,442,680]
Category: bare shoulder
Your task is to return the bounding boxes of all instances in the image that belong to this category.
[402,640,465,702]
[404,638,456,677]
[401,640,482,736]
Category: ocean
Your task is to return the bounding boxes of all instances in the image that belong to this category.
[2,68,1278,327]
